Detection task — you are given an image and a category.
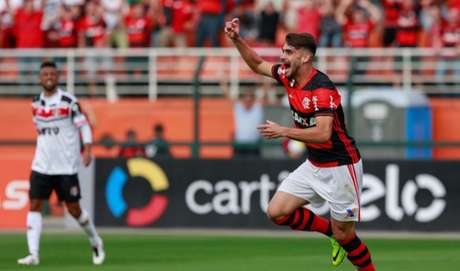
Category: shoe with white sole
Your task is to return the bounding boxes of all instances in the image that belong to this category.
[92,240,105,265]
[17,254,40,266]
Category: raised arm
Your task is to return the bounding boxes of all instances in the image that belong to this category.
[359,0,381,22]
[335,0,353,25]
[225,18,273,78]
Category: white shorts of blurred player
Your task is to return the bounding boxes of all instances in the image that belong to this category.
[277,159,363,222]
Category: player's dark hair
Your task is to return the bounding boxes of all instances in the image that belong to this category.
[154,123,164,134]
[285,33,317,56]
[40,61,57,70]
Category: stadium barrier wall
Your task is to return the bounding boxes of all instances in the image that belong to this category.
[94,158,460,231]
[2,98,460,159]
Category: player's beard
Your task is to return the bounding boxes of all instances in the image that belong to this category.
[42,81,58,94]
[284,62,298,80]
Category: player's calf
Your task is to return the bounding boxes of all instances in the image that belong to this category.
[332,221,375,270]
[337,233,376,271]
[270,207,333,237]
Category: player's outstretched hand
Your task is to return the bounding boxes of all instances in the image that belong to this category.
[224,18,240,40]
[257,120,287,139]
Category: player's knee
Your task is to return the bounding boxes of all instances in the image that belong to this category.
[332,226,354,243]
[68,208,80,218]
[29,200,43,212]
[266,204,291,224]
[66,203,82,218]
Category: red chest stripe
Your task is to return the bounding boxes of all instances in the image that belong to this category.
[58,107,70,117]
[35,108,56,118]
[32,107,70,118]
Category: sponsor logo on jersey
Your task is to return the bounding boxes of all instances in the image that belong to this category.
[37,127,60,135]
[302,97,311,110]
[291,110,316,128]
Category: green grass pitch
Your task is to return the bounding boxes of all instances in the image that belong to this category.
[1,233,459,271]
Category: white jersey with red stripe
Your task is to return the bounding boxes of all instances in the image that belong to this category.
[31,89,89,175]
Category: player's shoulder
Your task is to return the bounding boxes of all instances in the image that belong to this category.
[272,63,288,84]
[32,94,41,103]
[272,63,284,77]
[31,95,44,108]
[60,90,78,104]
[308,69,336,90]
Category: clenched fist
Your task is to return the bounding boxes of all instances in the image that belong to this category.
[224,18,240,40]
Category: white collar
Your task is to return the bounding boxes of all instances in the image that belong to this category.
[40,88,62,100]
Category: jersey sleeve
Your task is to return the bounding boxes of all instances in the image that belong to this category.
[271,64,284,84]
[70,101,89,128]
[310,74,341,116]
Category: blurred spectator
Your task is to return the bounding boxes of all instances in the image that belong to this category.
[170,0,195,47]
[124,2,152,77]
[255,0,283,12]
[396,0,420,48]
[125,2,153,47]
[420,0,441,47]
[119,129,146,158]
[382,0,402,47]
[337,0,380,48]
[434,8,460,85]
[0,0,458,53]
[63,0,85,5]
[13,0,45,94]
[223,84,264,157]
[0,6,14,48]
[220,76,263,157]
[14,0,45,48]
[294,0,321,40]
[256,1,279,46]
[195,0,231,47]
[102,0,128,48]
[145,123,171,158]
[78,0,107,48]
[154,0,173,47]
[53,5,79,48]
[99,133,117,149]
[230,2,256,42]
[448,0,460,10]
[78,0,110,95]
[318,0,342,47]
[41,0,61,47]
[232,88,263,157]
[336,0,380,76]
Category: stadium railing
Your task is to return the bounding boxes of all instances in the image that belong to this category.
[0,47,458,98]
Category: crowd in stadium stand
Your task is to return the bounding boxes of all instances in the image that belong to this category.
[0,0,459,49]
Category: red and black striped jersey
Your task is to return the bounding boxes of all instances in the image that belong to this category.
[271,64,360,167]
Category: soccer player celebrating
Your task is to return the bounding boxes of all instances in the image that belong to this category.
[17,61,105,266]
[225,18,376,271]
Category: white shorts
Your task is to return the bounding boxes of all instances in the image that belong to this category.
[278,159,363,222]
